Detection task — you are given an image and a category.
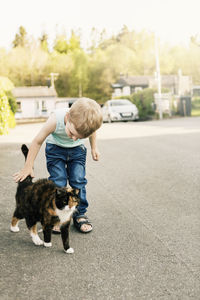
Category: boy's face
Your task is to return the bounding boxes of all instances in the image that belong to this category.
[65,121,83,141]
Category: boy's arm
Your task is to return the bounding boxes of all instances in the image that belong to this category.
[13,114,56,182]
[89,132,100,161]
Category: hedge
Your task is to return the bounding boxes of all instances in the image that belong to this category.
[0,91,13,135]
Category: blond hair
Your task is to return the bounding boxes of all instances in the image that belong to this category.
[68,98,103,138]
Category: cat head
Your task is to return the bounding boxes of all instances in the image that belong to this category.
[55,187,80,210]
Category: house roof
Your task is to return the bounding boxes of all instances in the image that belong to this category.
[160,75,177,85]
[12,86,57,98]
[113,75,180,88]
[116,76,151,87]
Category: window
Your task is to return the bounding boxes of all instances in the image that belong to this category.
[110,100,132,106]
[42,100,47,111]
[16,102,22,112]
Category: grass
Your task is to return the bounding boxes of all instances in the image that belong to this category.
[191,109,200,116]
[191,97,200,116]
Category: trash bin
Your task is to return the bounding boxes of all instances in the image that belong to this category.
[178,96,191,116]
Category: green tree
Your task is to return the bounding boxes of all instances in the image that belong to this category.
[116,25,129,43]
[86,48,114,101]
[0,76,14,91]
[40,33,49,52]
[89,27,100,53]
[12,26,28,48]
[54,35,69,54]
[68,30,81,51]
[48,51,74,96]
[1,25,200,102]
[68,49,89,97]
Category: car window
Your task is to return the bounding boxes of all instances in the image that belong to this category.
[110,100,132,106]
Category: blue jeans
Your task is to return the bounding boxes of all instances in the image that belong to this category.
[45,143,88,216]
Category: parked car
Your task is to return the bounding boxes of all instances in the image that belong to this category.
[102,99,139,122]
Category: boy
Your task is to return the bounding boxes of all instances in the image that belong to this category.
[13,98,103,233]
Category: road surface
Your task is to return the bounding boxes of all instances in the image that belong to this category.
[0,117,200,299]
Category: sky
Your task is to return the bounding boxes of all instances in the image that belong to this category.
[1,0,200,49]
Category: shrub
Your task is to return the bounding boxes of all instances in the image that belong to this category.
[8,111,16,128]
[191,97,200,116]
[7,92,17,113]
[0,77,16,134]
[0,91,10,135]
[128,88,156,120]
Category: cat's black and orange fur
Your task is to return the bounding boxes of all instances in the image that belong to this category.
[10,144,80,254]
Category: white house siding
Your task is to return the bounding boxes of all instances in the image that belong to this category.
[178,76,192,96]
[13,86,57,120]
[15,98,56,119]
[55,99,69,109]
[44,98,56,115]
[22,99,35,118]
[112,88,122,98]
[122,86,131,96]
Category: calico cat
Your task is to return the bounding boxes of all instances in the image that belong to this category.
[10,144,80,254]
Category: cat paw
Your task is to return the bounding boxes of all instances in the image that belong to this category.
[10,225,20,232]
[64,247,74,254]
[44,242,52,248]
[32,235,44,246]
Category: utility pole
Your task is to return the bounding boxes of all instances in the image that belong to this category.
[154,33,163,120]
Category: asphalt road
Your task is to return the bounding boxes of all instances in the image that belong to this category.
[0,117,200,299]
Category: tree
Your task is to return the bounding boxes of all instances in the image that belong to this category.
[116,25,129,43]
[40,33,49,52]
[68,49,89,97]
[88,27,100,53]
[54,35,69,54]
[68,30,81,51]
[0,76,14,91]
[86,48,114,101]
[49,51,74,96]
[12,26,28,48]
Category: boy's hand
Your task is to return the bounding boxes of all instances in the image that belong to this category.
[13,167,34,183]
[91,148,100,161]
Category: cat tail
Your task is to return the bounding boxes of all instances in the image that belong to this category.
[21,144,29,160]
[19,144,33,184]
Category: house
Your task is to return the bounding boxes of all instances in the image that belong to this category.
[13,86,57,119]
[192,85,200,96]
[112,72,192,98]
[55,97,79,109]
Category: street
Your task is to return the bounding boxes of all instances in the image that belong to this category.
[0,117,200,299]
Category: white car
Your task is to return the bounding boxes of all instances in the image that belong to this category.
[102,99,139,122]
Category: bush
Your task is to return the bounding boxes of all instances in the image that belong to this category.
[7,92,17,113]
[191,97,200,116]
[0,77,16,134]
[0,91,10,135]
[8,111,16,128]
[128,88,156,120]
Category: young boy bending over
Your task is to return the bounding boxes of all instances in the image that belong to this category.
[13,98,103,233]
